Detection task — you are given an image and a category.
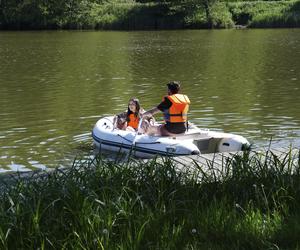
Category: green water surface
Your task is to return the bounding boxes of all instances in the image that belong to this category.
[1,29,300,171]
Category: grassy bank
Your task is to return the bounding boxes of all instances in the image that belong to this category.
[229,0,300,28]
[0,149,300,249]
[1,1,300,29]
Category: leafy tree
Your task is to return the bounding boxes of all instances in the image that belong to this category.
[169,0,220,27]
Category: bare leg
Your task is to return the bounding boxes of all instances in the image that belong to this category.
[159,124,177,136]
[139,120,149,134]
[126,126,135,132]
[146,124,162,136]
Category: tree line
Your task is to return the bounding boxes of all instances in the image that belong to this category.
[1,0,299,29]
[0,0,219,29]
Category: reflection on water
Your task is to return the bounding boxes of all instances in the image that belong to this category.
[1,30,300,172]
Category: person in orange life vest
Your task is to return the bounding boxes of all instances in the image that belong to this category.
[142,81,190,136]
[114,98,154,132]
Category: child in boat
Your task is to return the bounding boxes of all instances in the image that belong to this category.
[114,98,154,132]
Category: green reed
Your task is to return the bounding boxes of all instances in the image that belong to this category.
[0,148,299,249]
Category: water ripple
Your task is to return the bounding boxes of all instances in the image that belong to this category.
[1,30,300,172]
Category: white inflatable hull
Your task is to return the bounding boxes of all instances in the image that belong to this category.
[92,116,250,158]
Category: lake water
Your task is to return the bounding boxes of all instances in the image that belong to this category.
[1,29,300,172]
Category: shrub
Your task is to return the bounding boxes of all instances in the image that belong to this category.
[228,0,300,27]
[210,2,235,28]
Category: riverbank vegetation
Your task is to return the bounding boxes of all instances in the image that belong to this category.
[0,0,300,30]
[0,149,300,249]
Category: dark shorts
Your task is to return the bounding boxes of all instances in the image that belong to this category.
[164,122,186,134]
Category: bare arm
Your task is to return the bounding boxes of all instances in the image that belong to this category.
[143,107,160,118]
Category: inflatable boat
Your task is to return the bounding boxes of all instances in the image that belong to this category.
[92,116,250,158]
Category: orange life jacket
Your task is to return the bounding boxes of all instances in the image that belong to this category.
[127,113,139,129]
[163,94,190,123]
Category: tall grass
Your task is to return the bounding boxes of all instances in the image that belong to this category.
[0,149,300,249]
